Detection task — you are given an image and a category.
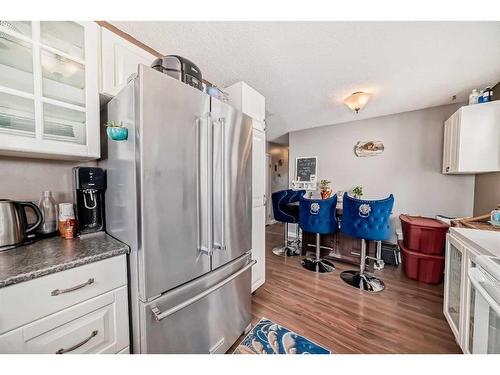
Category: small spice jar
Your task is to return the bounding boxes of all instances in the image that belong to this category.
[58,203,76,239]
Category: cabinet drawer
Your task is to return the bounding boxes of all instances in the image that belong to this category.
[0,255,127,334]
[0,286,128,354]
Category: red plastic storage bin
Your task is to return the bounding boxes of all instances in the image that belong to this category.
[399,215,449,255]
[399,241,444,284]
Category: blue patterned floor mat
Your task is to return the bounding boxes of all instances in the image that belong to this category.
[233,318,331,354]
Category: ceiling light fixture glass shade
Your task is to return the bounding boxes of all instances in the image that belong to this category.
[344,91,372,113]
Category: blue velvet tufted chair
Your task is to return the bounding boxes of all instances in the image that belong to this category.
[298,194,338,273]
[271,189,305,257]
[340,193,394,292]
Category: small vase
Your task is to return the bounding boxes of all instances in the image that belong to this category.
[107,126,128,141]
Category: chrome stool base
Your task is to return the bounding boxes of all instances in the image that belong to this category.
[272,222,301,257]
[272,245,300,257]
[301,258,336,273]
[340,270,385,292]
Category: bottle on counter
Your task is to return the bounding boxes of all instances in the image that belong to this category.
[38,190,58,235]
[491,209,500,227]
[468,89,479,105]
[58,203,76,239]
[478,87,493,103]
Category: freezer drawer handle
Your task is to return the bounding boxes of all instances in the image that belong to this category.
[151,259,257,322]
[55,330,98,354]
[51,278,95,296]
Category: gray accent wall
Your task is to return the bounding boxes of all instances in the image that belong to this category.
[0,156,96,203]
[289,103,475,239]
[473,81,500,216]
[474,172,500,216]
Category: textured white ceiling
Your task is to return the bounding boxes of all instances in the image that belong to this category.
[111,21,500,142]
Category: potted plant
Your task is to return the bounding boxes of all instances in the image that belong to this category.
[105,120,128,141]
[320,179,332,199]
[352,186,363,199]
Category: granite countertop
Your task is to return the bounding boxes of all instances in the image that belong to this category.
[0,232,129,288]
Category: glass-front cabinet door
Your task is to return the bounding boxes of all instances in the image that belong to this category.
[468,267,500,354]
[444,234,464,343]
[463,248,479,354]
[0,21,99,159]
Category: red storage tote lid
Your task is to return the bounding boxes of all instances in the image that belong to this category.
[399,215,449,230]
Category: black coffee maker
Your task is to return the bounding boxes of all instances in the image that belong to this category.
[73,167,106,235]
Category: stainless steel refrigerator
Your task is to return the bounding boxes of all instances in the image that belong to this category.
[100,65,254,354]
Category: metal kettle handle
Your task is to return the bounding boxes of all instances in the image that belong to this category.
[20,201,43,234]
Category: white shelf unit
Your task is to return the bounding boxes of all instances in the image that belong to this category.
[224,81,266,123]
[0,21,100,160]
[225,81,267,293]
[252,126,267,292]
[0,255,129,354]
[442,101,500,174]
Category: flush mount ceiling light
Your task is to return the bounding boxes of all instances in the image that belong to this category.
[344,91,372,113]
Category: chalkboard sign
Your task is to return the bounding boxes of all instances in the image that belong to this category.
[295,157,317,182]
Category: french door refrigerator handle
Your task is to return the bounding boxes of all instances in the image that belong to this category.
[150,260,256,322]
[213,117,226,252]
[196,115,212,256]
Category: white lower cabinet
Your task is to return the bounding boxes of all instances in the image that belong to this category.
[252,205,266,292]
[444,230,490,353]
[0,255,129,354]
[462,247,480,354]
[0,286,128,354]
[444,234,464,342]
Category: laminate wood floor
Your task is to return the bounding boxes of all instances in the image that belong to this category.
[248,223,461,354]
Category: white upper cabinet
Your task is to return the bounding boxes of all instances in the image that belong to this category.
[443,101,500,174]
[100,28,157,97]
[0,21,100,160]
[224,81,266,123]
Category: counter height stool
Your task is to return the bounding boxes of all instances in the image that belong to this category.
[299,195,338,273]
[271,189,305,257]
[340,193,394,292]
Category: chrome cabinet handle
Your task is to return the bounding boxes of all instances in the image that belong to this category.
[151,259,256,322]
[51,278,95,296]
[55,330,98,354]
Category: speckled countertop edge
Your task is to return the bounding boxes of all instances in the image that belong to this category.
[0,233,129,289]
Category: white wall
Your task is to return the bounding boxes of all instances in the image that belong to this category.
[266,142,289,223]
[267,142,289,193]
[289,103,475,240]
